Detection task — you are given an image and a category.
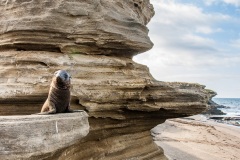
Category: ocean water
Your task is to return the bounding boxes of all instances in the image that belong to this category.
[213,98,240,116]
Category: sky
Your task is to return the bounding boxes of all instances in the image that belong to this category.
[133,0,240,98]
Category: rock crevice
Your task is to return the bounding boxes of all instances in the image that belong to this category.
[0,0,214,159]
[0,0,154,56]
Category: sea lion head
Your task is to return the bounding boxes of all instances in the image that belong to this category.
[53,70,71,89]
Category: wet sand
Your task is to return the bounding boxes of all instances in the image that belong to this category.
[152,115,240,160]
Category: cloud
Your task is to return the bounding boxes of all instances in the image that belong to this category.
[203,0,240,7]
[146,0,230,55]
[204,0,218,6]
[151,0,228,26]
[196,26,223,34]
[230,38,240,49]
[134,0,240,97]
[223,0,240,6]
[137,0,236,61]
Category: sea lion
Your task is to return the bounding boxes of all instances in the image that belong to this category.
[39,70,72,114]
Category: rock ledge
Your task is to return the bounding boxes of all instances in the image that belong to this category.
[0,111,89,160]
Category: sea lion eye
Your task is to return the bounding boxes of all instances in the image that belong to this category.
[63,73,69,79]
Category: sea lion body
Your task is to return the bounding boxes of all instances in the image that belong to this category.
[40,70,72,114]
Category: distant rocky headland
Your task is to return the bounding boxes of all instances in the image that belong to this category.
[0,0,215,159]
[205,100,240,126]
[204,100,226,115]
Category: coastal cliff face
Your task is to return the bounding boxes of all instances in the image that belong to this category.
[0,0,214,159]
[0,0,154,56]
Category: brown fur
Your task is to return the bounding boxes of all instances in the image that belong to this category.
[40,76,71,114]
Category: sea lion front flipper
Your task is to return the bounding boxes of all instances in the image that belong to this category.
[65,104,74,113]
[37,101,56,115]
[39,70,71,114]
[46,101,57,114]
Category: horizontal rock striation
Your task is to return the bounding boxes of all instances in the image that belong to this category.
[0,50,213,159]
[0,112,89,160]
[0,0,154,56]
[0,51,212,116]
[0,0,214,159]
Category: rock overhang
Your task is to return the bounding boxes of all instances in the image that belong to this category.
[0,0,154,56]
[0,0,216,159]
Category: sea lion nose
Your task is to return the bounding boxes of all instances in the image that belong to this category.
[54,70,70,81]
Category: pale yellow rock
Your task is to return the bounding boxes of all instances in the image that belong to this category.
[0,50,214,159]
[0,0,154,56]
[0,0,215,159]
[0,51,213,116]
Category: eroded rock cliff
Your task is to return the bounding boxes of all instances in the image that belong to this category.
[0,0,154,56]
[0,0,214,159]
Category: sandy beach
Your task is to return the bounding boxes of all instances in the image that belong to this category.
[152,115,240,160]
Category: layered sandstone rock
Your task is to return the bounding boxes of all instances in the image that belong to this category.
[0,112,89,160]
[0,0,154,56]
[0,0,214,159]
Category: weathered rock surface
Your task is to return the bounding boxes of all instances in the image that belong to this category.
[0,0,214,159]
[0,51,213,116]
[0,0,154,56]
[0,50,213,159]
[203,100,226,115]
[0,112,89,160]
